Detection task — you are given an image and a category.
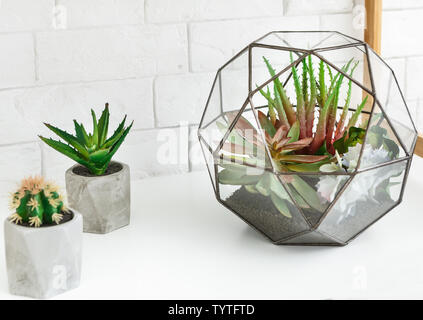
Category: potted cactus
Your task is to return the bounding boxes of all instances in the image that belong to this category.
[4,176,82,299]
[39,103,133,234]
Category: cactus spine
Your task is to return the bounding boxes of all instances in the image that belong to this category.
[9,176,68,227]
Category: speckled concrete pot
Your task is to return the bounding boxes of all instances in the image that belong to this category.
[4,211,83,299]
[65,161,130,234]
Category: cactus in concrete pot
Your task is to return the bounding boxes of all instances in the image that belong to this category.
[9,176,69,227]
[4,176,82,298]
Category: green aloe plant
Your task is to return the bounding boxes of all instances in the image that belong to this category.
[39,103,133,176]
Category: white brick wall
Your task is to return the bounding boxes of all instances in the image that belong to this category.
[190,16,320,72]
[155,72,214,127]
[0,142,42,211]
[146,0,283,23]
[1,0,399,197]
[56,0,144,28]
[381,3,423,131]
[382,10,423,58]
[36,25,188,83]
[0,0,54,32]
[0,33,35,88]
[406,56,423,101]
[285,0,353,15]
[383,0,423,10]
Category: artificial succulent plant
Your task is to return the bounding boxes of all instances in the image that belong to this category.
[217,54,373,217]
[9,176,68,227]
[39,103,133,176]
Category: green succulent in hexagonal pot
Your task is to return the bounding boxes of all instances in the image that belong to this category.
[39,104,133,234]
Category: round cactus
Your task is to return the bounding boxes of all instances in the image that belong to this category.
[9,176,68,227]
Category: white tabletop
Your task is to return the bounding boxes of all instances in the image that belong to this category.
[1,156,423,300]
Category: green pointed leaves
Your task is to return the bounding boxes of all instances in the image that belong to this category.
[91,109,99,147]
[98,103,110,146]
[39,103,133,176]
[43,123,90,159]
[263,56,296,126]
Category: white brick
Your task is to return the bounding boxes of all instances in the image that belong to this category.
[316,14,365,64]
[320,13,363,41]
[0,0,54,32]
[285,0,353,15]
[155,73,214,127]
[41,142,74,187]
[383,0,423,10]
[56,0,144,28]
[117,128,189,179]
[409,99,423,132]
[12,78,154,139]
[382,10,423,57]
[0,89,37,145]
[190,16,320,72]
[37,25,188,83]
[406,56,423,100]
[0,33,35,89]
[189,125,206,171]
[0,142,42,208]
[146,0,283,23]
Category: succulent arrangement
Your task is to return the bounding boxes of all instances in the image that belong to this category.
[9,176,68,227]
[217,54,400,218]
[39,103,133,176]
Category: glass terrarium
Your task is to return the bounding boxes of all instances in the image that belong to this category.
[198,31,417,246]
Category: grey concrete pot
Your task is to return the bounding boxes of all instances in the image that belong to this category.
[4,211,83,299]
[65,161,130,234]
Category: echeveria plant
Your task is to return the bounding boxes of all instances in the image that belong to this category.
[39,104,133,176]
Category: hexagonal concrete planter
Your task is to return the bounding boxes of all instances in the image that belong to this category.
[65,161,130,234]
[198,31,417,246]
[4,211,83,299]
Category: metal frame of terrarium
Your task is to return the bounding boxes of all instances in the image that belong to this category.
[198,31,417,246]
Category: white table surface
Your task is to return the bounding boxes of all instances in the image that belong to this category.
[1,156,423,300]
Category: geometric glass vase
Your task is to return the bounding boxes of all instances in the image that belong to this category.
[198,31,417,246]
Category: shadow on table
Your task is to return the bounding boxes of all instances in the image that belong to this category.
[240,226,342,253]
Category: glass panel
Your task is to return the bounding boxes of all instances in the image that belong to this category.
[314,45,372,92]
[217,101,309,242]
[218,170,309,242]
[199,48,250,154]
[358,103,406,169]
[217,106,272,167]
[280,230,343,245]
[280,174,350,227]
[198,72,226,153]
[381,78,416,152]
[220,49,249,113]
[311,32,361,49]
[367,48,392,106]
[253,31,361,51]
[317,159,408,243]
[199,138,217,191]
[251,46,305,101]
[368,49,417,153]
